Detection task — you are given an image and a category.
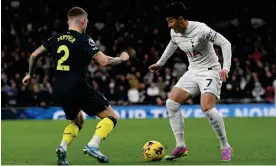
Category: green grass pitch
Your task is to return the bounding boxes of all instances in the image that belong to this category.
[1,118,276,165]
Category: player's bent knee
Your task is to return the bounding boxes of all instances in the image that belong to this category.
[106,106,118,120]
[201,105,214,112]
[110,110,118,120]
[96,105,118,120]
[200,100,216,112]
[78,118,84,129]
[73,118,84,130]
[72,112,84,130]
[201,99,215,112]
[166,99,181,110]
[166,99,181,118]
[169,87,191,103]
[70,121,83,131]
[76,123,83,130]
[201,93,217,112]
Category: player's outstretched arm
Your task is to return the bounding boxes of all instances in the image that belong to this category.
[148,40,178,72]
[22,45,46,85]
[93,51,129,67]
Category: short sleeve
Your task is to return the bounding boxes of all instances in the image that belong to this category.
[42,36,56,52]
[85,37,100,58]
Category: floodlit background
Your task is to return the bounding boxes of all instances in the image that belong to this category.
[1,0,276,165]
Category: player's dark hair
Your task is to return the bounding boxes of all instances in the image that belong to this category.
[67,7,88,19]
[164,2,188,19]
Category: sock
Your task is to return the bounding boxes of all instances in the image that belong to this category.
[60,122,80,151]
[204,108,230,149]
[60,140,68,151]
[88,135,102,148]
[166,99,186,147]
[88,117,115,148]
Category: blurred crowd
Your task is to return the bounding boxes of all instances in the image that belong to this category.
[2,0,276,107]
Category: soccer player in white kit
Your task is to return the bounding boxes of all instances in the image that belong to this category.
[148,2,233,161]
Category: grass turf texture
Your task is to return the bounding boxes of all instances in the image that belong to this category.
[2,118,276,165]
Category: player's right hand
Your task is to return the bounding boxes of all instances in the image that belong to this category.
[148,63,162,72]
[22,74,31,85]
[120,52,129,61]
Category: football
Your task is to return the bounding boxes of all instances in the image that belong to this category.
[142,140,166,161]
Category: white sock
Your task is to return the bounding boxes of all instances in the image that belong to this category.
[60,140,68,151]
[88,135,102,148]
[204,108,230,149]
[166,99,186,147]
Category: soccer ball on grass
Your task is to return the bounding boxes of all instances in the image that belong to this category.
[142,140,165,161]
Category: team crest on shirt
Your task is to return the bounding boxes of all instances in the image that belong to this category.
[183,39,202,58]
[88,38,95,46]
[191,40,195,47]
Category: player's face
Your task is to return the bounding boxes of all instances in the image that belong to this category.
[166,16,185,33]
[166,17,182,33]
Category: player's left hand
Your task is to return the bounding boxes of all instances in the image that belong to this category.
[120,52,130,61]
[219,69,229,82]
[22,74,31,85]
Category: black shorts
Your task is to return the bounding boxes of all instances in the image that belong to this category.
[53,86,109,120]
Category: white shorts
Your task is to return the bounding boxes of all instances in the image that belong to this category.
[175,67,222,99]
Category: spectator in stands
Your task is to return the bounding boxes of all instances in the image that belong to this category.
[252,82,265,102]
[264,86,275,103]
[127,86,140,104]
[1,0,276,106]
[147,83,160,104]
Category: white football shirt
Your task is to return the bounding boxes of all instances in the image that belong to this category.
[157,21,232,71]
